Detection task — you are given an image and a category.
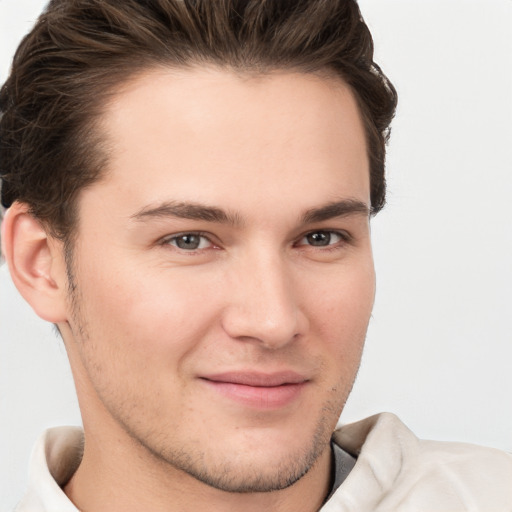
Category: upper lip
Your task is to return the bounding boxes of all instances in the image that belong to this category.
[200,371,308,387]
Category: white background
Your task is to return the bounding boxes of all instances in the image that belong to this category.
[1,0,511,509]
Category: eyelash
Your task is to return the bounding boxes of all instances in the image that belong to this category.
[161,232,216,252]
[295,230,352,250]
[160,230,351,253]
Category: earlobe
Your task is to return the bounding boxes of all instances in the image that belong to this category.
[2,202,68,323]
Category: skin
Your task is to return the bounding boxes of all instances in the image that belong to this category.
[4,68,375,512]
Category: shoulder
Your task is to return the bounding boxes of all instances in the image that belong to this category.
[14,426,83,512]
[324,413,512,512]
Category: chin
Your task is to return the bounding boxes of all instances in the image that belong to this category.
[171,438,326,493]
[149,408,334,493]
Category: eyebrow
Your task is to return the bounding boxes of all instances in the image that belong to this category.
[301,199,372,224]
[131,198,371,226]
[131,201,243,226]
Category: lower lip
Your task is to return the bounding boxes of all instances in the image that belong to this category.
[201,380,307,409]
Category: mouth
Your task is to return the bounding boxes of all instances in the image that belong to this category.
[199,371,309,409]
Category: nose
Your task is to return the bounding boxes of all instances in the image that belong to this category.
[221,252,308,349]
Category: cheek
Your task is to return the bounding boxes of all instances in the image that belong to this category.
[68,263,225,415]
[311,262,375,337]
[305,261,375,384]
[72,256,223,363]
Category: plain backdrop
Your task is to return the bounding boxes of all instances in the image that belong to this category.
[1,0,511,509]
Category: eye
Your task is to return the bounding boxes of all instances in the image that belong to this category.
[164,233,214,251]
[297,230,347,248]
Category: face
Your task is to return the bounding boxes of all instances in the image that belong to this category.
[60,68,375,493]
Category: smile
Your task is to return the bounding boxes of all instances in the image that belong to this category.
[200,372,309,409]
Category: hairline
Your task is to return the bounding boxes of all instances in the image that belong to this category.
[57,61,372,247]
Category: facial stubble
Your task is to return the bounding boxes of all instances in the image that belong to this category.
[64,253,356,494]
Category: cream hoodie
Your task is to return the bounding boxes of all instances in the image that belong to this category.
[15,413,512,511]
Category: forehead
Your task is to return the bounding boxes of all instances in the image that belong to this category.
[85,67,369,220]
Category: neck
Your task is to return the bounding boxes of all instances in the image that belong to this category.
[64,427,332,512]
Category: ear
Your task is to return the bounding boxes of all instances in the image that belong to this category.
[2,202,68,323]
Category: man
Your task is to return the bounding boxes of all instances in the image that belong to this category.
[1,1,511,511]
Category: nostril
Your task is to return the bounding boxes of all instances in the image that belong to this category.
[221,303,306,349]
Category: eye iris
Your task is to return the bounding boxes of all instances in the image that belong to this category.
[307,232,331,246]
[176,234,201,250]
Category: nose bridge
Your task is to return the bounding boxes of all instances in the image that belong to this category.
[222,246,305,348]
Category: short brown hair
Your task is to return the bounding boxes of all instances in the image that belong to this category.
[0,0,397,240]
